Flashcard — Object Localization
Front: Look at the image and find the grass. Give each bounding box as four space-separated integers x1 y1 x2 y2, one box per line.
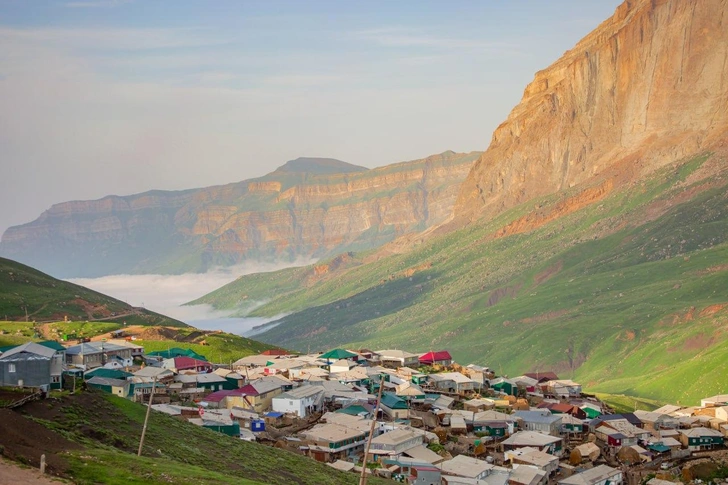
27 391 389 485
0 257 187 327
196 152 728 405
594 393 664 414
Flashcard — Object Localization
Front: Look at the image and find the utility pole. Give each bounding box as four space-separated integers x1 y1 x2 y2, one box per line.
137 376 157 456
359 375 385 485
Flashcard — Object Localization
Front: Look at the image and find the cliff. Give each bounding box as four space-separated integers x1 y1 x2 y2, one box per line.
455 0 728 223
0 152 479 277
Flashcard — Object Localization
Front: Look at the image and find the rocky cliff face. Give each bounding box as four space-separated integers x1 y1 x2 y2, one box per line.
456 0 728 223
0 152 479 277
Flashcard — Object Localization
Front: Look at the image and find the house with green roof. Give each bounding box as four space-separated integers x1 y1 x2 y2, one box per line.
84 367 132 381
380 392 409 420
147 347 207 361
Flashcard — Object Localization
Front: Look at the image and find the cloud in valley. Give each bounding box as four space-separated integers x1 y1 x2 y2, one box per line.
67 259 312 335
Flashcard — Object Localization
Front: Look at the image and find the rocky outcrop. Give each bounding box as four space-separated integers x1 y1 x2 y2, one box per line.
0 152 479 277
455 0 728 223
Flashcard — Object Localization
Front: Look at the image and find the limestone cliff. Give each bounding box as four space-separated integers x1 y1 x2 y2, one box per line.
455 0 728 223
0 152 479 277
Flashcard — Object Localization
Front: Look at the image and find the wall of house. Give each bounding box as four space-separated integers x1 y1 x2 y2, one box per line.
0 354 52 387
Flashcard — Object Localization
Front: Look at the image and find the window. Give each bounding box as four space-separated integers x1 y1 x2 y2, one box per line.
8 363 16 373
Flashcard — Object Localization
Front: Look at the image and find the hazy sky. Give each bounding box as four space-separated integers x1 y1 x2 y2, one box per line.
0 0 621 235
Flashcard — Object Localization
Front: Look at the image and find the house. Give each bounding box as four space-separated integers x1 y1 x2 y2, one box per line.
543 380 582 399
84 367 132 381
409 465 442 485
163 357 213 373
396 382 426 403
505 447 559 474
592 413 643 429
212 368 245 390
701 395 728 408
0 342 65 389
450 415 468 435
473 410 517 436
272 385 324 418
514 410 562 436
419 351 453 366
679 427 724 451
369 428 424 459
374 350 420 368
464 398 496 412
328 359 358 374
560 414 586 435
132 366 175 383
131 381 168 403
491 377 518 396
86 376 131 397
175 373 227 392
429 372 480 394
523 372 559 383
595 419 651 447
107 339 144 358
439 454 494 480
464 364 494 387
558 465 623 485
65 342 133 370
633 410 678 431
238 376 288 413
402 444 445 465
381 392 410 420
501 431 563 457
538 402 587 420
510 464 548 485
301 423 369 462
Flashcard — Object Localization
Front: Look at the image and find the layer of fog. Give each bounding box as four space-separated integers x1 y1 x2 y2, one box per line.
67 259 313 337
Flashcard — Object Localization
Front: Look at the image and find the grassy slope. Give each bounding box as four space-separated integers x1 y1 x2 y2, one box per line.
0 257 187 327
198 153 728 404
137 332 283 363
28 391 387 485
0 320 282 362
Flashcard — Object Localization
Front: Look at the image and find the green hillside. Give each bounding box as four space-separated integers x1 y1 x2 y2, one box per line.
197 153 728 404
0 257 187 327
4 390 387 485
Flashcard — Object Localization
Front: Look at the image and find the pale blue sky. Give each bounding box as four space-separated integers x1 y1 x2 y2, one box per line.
0 0 622 234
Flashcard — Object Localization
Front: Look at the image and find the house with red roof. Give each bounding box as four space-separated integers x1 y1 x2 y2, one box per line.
418 351 452 366
238 376 289 412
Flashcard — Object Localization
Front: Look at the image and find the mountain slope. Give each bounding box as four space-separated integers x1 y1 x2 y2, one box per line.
0 257 187 326
194 0 728 405
203 152 728 404
456 0 728 224
0 151 479 278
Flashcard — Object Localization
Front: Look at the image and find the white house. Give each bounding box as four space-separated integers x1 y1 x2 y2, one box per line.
272 385 324 418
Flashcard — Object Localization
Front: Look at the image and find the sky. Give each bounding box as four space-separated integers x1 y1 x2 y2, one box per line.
0 0 622 235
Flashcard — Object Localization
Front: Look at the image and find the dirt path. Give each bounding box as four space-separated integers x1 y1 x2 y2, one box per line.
0 458 71 485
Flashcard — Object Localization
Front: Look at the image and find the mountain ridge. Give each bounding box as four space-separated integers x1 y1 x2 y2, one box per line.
455 0 728 225
1 151 479 277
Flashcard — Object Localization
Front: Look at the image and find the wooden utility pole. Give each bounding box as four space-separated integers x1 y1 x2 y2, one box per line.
359 375 385 485
137 376 157 456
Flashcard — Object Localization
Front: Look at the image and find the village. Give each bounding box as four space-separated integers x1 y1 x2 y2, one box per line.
1 336 728 485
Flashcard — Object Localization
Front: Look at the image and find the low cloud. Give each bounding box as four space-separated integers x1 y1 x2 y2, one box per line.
67 259 314 335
